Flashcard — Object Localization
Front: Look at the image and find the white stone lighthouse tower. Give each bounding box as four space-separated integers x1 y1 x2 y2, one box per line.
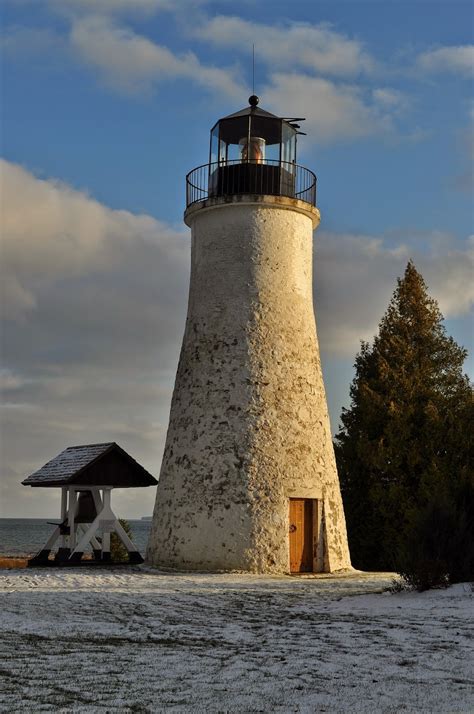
147 96 351 573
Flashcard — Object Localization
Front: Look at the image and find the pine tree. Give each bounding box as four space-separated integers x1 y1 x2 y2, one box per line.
335 261 473 573
110 519 134 562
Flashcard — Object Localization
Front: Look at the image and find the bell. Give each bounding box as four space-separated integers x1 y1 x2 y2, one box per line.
75 490 97 523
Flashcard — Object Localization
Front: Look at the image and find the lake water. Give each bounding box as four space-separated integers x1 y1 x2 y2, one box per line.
0 518 153 556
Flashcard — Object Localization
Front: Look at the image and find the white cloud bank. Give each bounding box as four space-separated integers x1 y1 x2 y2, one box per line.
314 231 474 355
1 159 190 515
192 16 374 77
417 45 474 76
70 15 243 97
264 74 398 144
2 159 188 322
1 160 472 516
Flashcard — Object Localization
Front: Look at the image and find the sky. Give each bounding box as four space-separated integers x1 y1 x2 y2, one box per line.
1 0 473 519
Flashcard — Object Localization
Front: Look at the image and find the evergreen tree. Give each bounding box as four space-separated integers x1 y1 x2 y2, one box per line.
335 261 473 573
110 519 134 562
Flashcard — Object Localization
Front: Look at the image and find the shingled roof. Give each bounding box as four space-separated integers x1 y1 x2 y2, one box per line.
22 442 157 488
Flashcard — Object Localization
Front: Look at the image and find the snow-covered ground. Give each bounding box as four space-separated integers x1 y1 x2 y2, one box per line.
0 568 472 713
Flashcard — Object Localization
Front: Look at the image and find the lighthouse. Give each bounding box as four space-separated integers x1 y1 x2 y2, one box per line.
147 96 351 574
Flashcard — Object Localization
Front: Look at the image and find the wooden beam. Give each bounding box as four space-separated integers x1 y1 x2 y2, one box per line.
68 488 77 551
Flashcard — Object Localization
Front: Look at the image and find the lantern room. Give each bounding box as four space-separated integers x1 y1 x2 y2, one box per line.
210 95 301 166
186 96 316 208
199 95 314 204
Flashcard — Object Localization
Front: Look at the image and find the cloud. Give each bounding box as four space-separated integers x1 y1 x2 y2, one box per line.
263 74 397 144
1 159 191 516
1 158 189 346
371 88 408 113
314 231 474 355
0 369 26 392
70 14 243 97
2 275 37 320
417 45 474 76
192 16 374 77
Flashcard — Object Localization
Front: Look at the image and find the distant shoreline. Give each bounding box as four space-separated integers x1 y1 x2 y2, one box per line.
0 517 152 558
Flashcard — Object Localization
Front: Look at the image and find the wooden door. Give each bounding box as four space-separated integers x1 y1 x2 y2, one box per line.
289 499 313 573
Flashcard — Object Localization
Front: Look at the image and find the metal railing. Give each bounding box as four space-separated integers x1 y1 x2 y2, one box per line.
186 160 317 208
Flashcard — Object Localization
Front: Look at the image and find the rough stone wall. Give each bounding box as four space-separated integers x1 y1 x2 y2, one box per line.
147 198 351 572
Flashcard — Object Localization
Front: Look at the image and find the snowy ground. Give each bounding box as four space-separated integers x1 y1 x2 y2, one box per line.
0 569 472 713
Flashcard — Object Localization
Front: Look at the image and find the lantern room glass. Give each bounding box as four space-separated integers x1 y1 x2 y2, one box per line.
281 122 297 166
209 114 297 166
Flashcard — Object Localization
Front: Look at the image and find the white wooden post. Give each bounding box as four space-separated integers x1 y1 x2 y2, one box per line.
91 488 103 513
76 525 100 553
68 487 77 551
90 490 103 559
102 487 111 510
90 534 102 550
43 527 61 553
70 514 100 558
67 485 143 564
101 488 112 561
60 487 67 548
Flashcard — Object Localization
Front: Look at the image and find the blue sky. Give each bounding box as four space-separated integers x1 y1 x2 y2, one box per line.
1 0 473 517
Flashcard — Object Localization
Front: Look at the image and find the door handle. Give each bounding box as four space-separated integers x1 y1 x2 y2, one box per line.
289 524 296 533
